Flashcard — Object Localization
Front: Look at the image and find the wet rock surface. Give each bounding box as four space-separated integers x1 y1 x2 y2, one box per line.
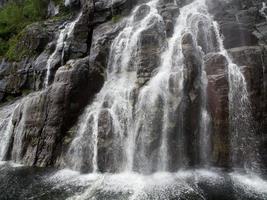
205 53 230 167
0 0 266 174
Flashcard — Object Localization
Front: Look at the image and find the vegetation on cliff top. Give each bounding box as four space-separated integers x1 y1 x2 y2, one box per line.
0 0 68 60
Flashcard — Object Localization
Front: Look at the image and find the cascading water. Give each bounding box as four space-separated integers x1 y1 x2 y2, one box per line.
0 101 20 160
132 0 216 172
260 2 267 20
67 0 229 174
10 96 32 162
213 22 260 172
67 0 164 173
44 13 82 88
0 0 266 199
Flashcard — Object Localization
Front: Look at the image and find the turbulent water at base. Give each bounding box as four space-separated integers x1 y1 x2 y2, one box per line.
44 12 82 88
0 164 267 200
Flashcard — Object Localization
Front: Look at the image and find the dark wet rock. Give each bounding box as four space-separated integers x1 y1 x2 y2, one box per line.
136 13 167 86
0 0 6 7
204 53 230 168
207 0 266 48
97 109 123 173
8 58 104 166
254 22 267 44
66 0 95 60
0 0 266 173
0 20 65 102
181 33 203 167
134 4 151 22
157 0 180 37
93 0 137 25
220 22 258 49
66 0 80 8
229 46 267 170
89 20 124 75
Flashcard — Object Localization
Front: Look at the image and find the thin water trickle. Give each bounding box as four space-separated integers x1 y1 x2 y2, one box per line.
213 21 260 172
44 13 82 88
0 101 20 160
10 96 32 162
260 2 267 21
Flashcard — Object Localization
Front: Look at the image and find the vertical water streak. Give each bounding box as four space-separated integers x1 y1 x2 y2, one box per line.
213 22 259 172
260 2 267 21
67 0 163 173
64 0 70 7
199 69 212 166
44 12 82 88
155 0 214 170
0 101 20 160
11 97 31 162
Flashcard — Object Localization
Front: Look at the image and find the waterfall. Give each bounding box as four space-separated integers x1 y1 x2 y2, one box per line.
0 101 20 160
67 0 164 173
66 0 216 173
199 68 212 166
64 0 70 7
213 22 260 172
132 0 213 172
44 13 82 88
66 0 258 174
260 2 267 21
10 97 31 162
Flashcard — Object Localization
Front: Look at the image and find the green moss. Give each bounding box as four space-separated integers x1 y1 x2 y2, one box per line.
5 29 35 61
22 88 31 96
5 95 15 102
112 15 122 23
0 0 71 60
0 0 47 59
0 38 9 56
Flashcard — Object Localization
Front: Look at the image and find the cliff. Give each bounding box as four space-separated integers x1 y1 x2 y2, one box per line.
0 0 266 174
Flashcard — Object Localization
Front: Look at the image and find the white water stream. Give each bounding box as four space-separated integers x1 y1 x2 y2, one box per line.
67 0 258 174
44 13 82 88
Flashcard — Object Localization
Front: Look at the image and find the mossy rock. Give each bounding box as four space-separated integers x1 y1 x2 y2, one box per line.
6 23 51 61
0 0 71 61
112 15 122 23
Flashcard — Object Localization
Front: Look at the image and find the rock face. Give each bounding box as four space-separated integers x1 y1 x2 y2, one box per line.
0 0 266 172
8 58 103 166
205 53 230 167
0 0 6 8
181 33 203 166
229 46 267 169
207 0 266 48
